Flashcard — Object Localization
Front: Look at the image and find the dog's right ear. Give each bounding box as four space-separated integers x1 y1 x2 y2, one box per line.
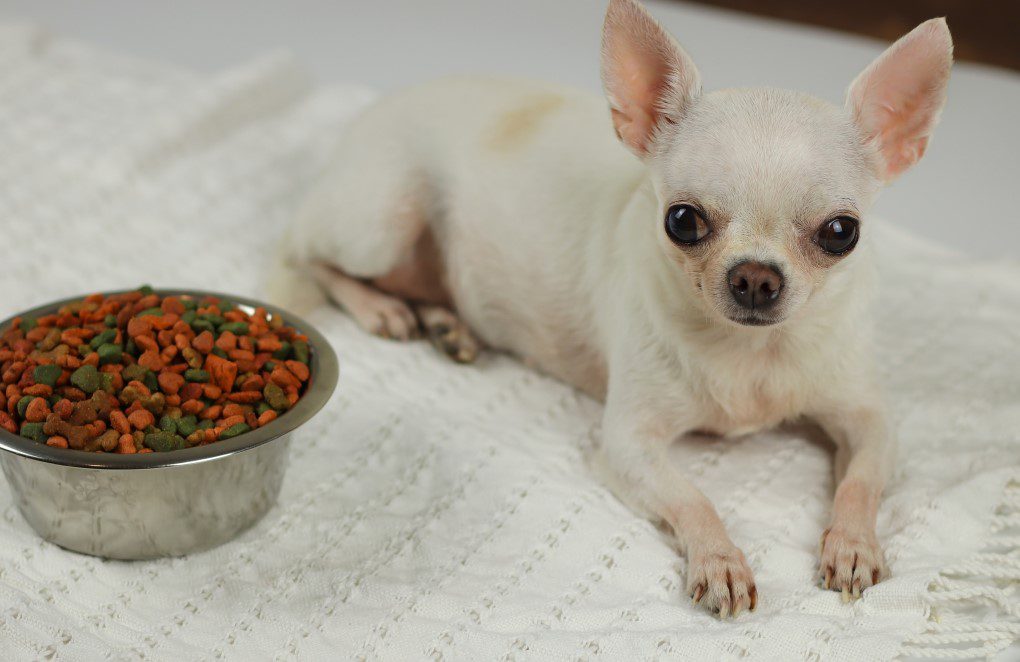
601 0 701 157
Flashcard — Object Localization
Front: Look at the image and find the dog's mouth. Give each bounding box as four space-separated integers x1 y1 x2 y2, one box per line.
725 312 782 327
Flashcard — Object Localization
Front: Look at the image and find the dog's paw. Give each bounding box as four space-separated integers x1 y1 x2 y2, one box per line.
686 544 757 617
416 305 480 364
354 296 420 341
818 525 887 601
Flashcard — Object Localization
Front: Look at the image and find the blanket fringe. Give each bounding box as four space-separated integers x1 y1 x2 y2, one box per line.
899 478 1020 660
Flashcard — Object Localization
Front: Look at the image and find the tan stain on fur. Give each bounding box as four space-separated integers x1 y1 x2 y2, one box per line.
486 94 565 153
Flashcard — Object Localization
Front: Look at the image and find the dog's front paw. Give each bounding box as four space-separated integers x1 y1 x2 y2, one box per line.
818 525 887 601
686 544 757 617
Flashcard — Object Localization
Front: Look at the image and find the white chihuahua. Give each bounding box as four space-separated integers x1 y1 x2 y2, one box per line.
279 0 952 616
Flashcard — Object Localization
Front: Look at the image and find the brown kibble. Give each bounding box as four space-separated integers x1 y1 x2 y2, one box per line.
53 398 74 419
117 433 137 454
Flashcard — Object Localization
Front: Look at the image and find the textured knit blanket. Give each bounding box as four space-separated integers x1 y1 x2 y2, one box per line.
0 23 1017 662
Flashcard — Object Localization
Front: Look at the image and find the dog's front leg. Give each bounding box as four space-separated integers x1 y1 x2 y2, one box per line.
814 405 894 600
598 390 757 616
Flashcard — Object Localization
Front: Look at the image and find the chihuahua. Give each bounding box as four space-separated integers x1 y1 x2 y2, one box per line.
278 0 952 616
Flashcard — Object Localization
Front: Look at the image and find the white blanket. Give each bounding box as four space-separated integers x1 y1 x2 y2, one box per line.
0 24 1017 661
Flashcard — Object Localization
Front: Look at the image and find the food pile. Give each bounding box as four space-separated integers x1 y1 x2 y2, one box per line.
0 287 311 453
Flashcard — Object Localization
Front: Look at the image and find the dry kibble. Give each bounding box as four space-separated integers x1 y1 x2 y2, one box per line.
0 287 313 452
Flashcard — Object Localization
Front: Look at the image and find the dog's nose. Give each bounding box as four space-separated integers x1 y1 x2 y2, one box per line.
727 261 783 310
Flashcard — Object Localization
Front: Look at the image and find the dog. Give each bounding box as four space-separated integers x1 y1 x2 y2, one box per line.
276 0 953 616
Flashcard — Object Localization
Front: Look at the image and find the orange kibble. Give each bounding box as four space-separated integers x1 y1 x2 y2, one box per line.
126 317 152 338
127 409 155 430
137 350 164 372
257 410 277 427
284 360 310 382
204 354 238 394
46 436 69 449
191 331 215 355
24 397 51 423
52 399 74 419
165 394 181 407
134 335 159 352
200 405 223 421
218 415 245 428
23 383 54 397
138 448 153 454
157 371 185 395
181 399 204 415
117 434 137 454
109 410 131 435
215 331 238 352
222 404 246 418
226 391 262 404
256 336 283 352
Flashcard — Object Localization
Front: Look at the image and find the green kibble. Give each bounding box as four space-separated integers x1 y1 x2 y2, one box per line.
255 402 272 416
103 314 118 328
176 416 198 437
264 361 276 372
143 370 159 393
211 346 228 359
264 383 290 411
47 394 62 408
271 341 291 360
97 343 123 365
219 423 251 440
100 373 114 393
20 317 38 332
124 338 137 356
20 422 45 442
77 344 91 356
293 341 310 365
201 314 226 327
32 364 62 387
122 364 148 383
197 419 214 431
184 369 210 383
89 328 117 349
219 301 235 313
138 285 155 296
218 321 249 336
182 298 198 311
143 431 186 452
190 319 215 334
137 307 163 318
159 415 178 434
70 365 103 395
181 310 197 325
16 396 36 418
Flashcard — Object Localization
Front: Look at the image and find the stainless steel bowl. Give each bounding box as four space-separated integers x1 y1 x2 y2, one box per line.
0 289 338 560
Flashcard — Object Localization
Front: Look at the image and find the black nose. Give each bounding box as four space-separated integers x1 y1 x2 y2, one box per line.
727 261 784 310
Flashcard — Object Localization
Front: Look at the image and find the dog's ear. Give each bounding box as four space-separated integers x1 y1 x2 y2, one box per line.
846 18 953 183
601 0 701 157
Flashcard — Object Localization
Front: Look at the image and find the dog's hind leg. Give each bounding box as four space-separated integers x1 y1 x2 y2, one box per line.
312 263 420 340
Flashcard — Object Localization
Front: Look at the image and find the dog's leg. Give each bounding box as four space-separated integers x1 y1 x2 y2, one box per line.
414 304 480 364
596 384 756 617
815 407 893 600
313 263 420 340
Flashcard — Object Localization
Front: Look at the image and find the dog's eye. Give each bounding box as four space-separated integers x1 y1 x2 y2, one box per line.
665 205 710 245
814 216 859 255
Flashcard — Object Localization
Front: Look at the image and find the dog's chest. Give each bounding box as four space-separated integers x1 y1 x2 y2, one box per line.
685 344 812 436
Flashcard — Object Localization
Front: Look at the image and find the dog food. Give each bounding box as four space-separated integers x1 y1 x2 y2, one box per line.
0 287 312 453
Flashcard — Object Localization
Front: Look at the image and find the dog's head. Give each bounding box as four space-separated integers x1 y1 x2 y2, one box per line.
601 0 952 328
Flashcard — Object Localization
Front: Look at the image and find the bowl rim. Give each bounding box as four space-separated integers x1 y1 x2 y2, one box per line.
0 288 339 470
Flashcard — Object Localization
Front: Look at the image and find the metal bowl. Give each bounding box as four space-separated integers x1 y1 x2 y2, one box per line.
0 289 338 560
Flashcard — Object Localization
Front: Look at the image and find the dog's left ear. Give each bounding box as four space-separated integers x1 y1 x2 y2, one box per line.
847 18 953 183
601 0 701 157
